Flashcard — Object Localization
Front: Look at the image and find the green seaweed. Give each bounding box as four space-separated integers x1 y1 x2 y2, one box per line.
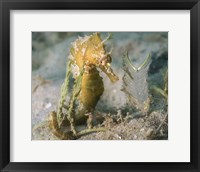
152 68 168 99
57 60 72 127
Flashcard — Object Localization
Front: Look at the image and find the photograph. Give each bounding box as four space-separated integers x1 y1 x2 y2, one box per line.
1 0 199 171
32 32 168 140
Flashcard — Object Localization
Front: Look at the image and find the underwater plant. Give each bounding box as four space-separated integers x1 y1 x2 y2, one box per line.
151 68 168 99
122 52 152 114
49 32 119 139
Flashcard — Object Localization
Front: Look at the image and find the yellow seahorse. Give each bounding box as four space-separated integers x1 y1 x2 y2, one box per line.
49 32 119 139
70 32 119 113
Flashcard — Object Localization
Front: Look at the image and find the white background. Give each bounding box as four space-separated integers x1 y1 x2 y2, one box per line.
10 10 190 162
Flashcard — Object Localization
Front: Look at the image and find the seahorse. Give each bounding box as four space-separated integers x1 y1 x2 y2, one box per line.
49 32 119 139
69 32 119 115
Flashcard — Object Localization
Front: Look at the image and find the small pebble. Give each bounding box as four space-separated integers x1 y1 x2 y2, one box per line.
146 128 154 137
140 128 145 132
133 135 137 139
160 129 164 135
45 102 52 109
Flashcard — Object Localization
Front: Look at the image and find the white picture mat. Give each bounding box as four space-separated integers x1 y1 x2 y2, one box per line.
10 10 190 162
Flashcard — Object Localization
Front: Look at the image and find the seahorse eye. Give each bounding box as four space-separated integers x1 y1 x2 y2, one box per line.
101 60 106 66
99 55 112 66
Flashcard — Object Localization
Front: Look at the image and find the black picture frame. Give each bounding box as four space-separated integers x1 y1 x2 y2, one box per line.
0 0 200 171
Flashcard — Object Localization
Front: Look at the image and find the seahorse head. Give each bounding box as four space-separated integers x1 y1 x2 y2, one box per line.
69 32 119 82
